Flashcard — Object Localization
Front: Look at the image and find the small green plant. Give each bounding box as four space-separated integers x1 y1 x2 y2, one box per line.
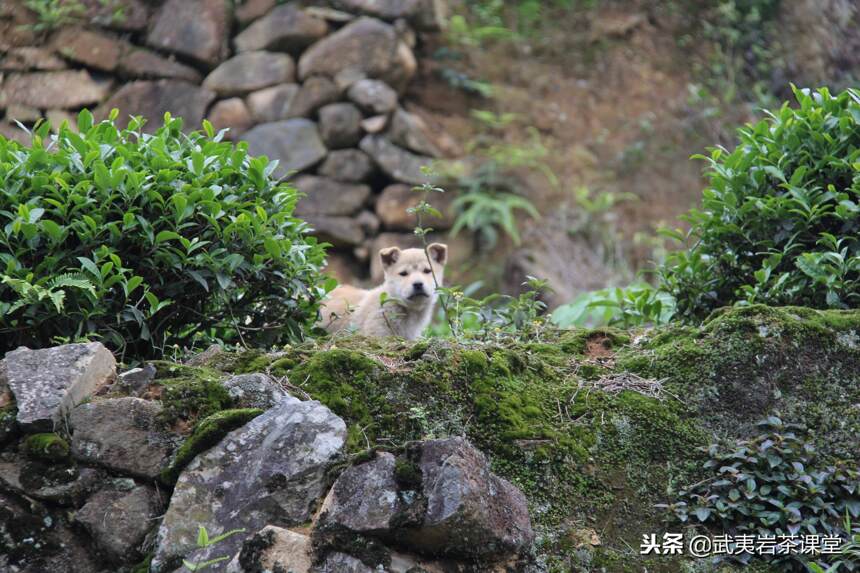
0 111 331 359
552 282 675 329
808 512 860 572
182 526 245 571
659 416 860 571
659 86 860 320
23 0 86 30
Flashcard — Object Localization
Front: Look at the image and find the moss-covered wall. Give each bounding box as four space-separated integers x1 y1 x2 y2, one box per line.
189 305 859 572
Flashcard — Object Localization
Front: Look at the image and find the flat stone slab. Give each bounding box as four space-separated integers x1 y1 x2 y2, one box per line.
5 343 115 432
241 119 328 178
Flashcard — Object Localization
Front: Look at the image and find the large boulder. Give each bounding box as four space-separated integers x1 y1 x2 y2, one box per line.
151 395 347 571
316 438 534 559
240 119 328 178
305 215 365 247
4 343 115 433
318 102 364 149
69 397 179 480
3 70 111 109
0 46 67 71
207 97 254 139
74 482 163 563
298 17 415 89
403 438 534 557
234 4 329 54
293 175 372 217
360 135 434 185
147 0 231 67
203 51 295 97
97 80 216 132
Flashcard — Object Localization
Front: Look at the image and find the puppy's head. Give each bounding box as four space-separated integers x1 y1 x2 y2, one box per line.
379 243 447 305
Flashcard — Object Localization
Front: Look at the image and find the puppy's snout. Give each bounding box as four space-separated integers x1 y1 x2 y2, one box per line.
412 281 424 291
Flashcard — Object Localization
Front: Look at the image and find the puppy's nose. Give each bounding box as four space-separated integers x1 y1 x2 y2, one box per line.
412 282 424 291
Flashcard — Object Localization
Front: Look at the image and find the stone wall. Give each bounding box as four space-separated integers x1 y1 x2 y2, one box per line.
0 0 463 285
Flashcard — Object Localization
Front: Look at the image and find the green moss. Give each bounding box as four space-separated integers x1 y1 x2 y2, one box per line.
393 457 422 490
190 305 860 572
0 405 17 444
22 433 70 461
161 408 263 484
157 375 232 427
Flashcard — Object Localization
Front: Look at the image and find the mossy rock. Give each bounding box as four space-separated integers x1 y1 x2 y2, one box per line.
208 306 860 571
160 408 263 484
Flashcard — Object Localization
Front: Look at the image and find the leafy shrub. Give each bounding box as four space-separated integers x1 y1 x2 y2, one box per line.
659 416 860 570
659 87 860 320
0 112 329 358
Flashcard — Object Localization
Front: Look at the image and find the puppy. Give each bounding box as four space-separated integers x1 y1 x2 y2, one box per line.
318 243 448 339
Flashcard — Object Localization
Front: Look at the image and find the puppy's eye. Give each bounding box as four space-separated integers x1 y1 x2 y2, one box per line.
423 268 432 274
399 271 408 277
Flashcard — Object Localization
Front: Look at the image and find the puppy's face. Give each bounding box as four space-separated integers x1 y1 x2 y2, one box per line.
379 243 447 305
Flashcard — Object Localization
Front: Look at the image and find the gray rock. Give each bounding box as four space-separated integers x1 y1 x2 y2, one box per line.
403 437 534 557
70 397 178 480
234 4 329 54
4 70 111 109
285 76 340 118
293 175 371 217
241 119 328 178
0 46 67 71
317 452 400 534
247 83 300 123
235 0 276 24
115 363 157 397
332 0 447 30
0 457 103 506
319 102 364 149
305 215 365 247
360 135 434 185
75 484 163 563
184 344 224 367
203 51 295 97
356 210 382 236
348 79 398 114
118 48 203 83
318 149 376 182
97 80 216 132
6 103 41 123
222 373 286 410
207 97 254 139
388 108 443 158
376 183 454 231
361 114 390 134
151 395 346 571
305 6 356 23
311 552 374 573
298 17 407 85
5 342 115 433
147 0 231 67
82 0 151 32
316 438 534 559
230 526 313 573
52 27 126 72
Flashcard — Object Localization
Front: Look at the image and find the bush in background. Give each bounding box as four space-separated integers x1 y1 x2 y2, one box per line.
660 86 860 319
0 112 330 359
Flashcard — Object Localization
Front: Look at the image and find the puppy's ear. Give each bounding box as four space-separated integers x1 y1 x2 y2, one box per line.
427 243 448 265
379 246 401 268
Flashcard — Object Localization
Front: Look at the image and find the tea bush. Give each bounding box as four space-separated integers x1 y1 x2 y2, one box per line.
660 87 860 319
660 417 860 571
0 112 330 358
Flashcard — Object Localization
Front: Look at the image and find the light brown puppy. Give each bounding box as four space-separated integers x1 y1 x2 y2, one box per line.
319 244 448 339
